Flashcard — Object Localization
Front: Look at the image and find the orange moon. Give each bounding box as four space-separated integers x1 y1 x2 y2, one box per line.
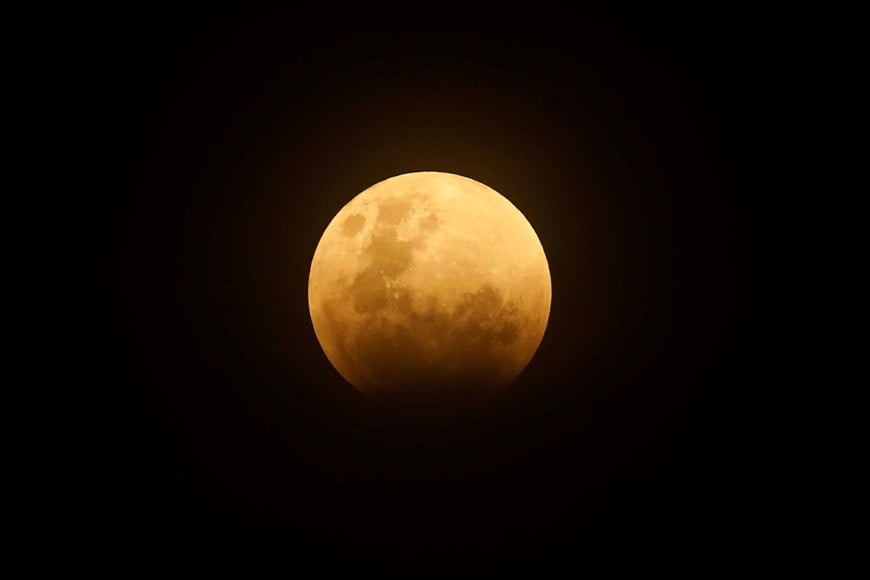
308 172 551 410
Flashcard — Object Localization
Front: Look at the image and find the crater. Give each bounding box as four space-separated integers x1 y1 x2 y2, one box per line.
377 196 414 225
350 268 387 313
341 213 366 237
420 213 440 233
366 227 414 277
454 284 503 321
451 284 522 350
497 322 519 345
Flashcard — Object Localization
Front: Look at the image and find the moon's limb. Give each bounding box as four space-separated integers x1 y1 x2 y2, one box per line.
308 172 551 408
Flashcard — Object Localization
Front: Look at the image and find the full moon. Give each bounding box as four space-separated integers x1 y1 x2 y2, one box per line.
308 172 551 411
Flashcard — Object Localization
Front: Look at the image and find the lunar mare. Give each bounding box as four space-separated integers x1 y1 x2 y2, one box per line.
308 172 551 409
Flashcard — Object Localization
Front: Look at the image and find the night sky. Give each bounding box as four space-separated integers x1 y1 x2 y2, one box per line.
77 5 783 574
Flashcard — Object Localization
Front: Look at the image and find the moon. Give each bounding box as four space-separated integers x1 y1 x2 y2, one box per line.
308 172 551 411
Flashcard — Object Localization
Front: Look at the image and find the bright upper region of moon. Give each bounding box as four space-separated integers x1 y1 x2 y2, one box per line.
308 171 551 409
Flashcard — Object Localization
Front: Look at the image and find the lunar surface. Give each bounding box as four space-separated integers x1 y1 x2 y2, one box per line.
308 172 551 410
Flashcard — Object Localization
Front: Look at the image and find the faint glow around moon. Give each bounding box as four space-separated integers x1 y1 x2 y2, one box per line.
308 171 551 409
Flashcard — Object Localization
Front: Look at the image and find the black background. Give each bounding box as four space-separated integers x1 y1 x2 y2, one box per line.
74 5 785 574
